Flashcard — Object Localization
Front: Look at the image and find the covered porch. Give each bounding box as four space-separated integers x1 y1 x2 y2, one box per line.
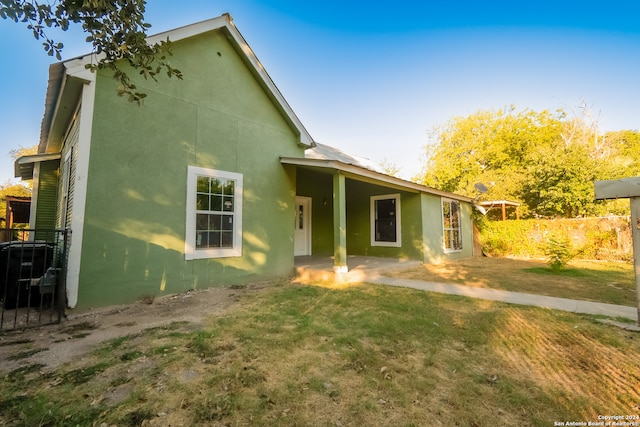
282 148 474 275
282 158 425 274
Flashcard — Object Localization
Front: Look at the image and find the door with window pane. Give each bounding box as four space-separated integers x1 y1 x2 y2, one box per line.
294 196 312 256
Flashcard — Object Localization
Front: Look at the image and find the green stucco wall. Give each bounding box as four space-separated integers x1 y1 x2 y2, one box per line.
296 170 425 260
76 30 304 307
420 194 474 262
344 180 423 260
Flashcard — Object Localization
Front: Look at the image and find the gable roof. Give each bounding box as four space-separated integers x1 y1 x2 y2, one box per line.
37 13 314 155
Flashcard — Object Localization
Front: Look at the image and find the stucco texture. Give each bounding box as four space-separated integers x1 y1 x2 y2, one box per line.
76 30 304 306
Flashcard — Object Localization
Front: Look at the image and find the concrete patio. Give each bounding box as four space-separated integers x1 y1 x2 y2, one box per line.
294 255 423 283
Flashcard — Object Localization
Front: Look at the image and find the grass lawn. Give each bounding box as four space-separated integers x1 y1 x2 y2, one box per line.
2 281 639 426
386 257 637 307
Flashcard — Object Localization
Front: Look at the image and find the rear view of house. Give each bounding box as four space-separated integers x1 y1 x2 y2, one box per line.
14 14 474 310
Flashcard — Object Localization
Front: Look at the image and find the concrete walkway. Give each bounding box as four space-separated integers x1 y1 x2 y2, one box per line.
367 274 638 323
294 256 639 323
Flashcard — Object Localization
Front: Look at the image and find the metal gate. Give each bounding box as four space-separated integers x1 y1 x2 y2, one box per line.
0 229 68 332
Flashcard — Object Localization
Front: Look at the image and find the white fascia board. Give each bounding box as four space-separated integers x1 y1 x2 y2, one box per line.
59 14 315 147
41 59 95 153
64 56 98 82
146 15 231 44
221 17 314 147
280 157 473 202
149 15 314 147
65 76 96 309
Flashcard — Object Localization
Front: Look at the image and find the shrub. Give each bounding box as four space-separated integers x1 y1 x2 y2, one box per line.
544 237 574 271
480 217 631 262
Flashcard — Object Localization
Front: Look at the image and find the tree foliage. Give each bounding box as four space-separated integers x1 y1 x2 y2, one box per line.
9 144 38 160
379 158 401 177
0 0 183 103
422 105 640 218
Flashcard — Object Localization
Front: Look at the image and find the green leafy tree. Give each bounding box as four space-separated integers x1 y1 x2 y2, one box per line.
0 0 182 103
422 106 565 206
422 106 638 218
520 143 600 217
603 130 640 178
9 144 38 159
379 158 401 177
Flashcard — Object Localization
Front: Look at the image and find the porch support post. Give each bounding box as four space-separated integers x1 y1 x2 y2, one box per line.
333 172 348 274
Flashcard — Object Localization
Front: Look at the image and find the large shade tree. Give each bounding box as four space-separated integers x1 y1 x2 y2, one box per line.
421 105 640 218
0 0 182 103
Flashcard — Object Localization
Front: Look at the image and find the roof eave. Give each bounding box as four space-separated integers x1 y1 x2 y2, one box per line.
280 157 473 202
39 57 95 155
220 15 314 147
41 13 315 149
146 14 314 146
14 153 62 180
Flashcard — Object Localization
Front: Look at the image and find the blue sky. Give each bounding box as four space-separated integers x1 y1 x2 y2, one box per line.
1 1 640 184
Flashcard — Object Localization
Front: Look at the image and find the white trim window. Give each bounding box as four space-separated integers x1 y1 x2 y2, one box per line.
370 194 401 247
442 198 462 252
185 166 243 260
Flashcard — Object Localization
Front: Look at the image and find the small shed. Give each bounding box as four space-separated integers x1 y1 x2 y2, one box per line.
2 196 31 241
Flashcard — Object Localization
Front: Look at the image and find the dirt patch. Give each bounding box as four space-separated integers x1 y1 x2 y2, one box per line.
0 283 269 374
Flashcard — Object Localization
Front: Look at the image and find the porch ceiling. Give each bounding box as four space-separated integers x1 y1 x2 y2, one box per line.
280 156 473 202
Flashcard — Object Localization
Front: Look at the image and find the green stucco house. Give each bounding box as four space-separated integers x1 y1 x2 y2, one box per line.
15 14 474 309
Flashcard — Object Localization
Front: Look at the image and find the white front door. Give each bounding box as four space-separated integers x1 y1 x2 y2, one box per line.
294 196 312 256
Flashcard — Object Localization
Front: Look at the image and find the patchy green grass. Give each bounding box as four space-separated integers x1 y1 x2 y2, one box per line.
1 282 638 426
6 348 46 361
388 257 636 306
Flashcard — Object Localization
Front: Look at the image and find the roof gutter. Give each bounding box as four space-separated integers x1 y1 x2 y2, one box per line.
38 63 65 154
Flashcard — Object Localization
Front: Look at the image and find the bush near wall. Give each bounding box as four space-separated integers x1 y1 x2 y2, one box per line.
480 217 632 262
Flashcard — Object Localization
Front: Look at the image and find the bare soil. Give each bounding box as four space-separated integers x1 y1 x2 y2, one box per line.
0 283 269 374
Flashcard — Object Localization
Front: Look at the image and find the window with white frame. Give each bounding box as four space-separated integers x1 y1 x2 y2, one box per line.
442 198 462 252
370 194 401 247
185 166 243 260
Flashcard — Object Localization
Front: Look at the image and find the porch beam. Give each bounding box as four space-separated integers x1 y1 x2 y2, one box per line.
333 172 348 273
594 177 640 325
280 157 473 203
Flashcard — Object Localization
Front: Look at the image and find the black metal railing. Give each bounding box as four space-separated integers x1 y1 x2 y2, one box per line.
0 229 68 332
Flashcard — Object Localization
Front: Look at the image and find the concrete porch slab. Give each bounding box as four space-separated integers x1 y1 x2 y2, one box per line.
294 255 422 283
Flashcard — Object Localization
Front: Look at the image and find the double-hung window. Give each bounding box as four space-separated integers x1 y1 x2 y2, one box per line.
185 166 243 260
370 194 401 247
442 198 462 252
